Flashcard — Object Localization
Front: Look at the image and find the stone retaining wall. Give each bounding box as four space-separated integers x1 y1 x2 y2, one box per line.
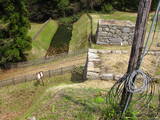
85 49 160 81
96 20 135 45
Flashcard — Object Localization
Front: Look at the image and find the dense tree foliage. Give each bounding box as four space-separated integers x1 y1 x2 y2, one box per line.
28 0 159 22
0 0 159 67
0 0 31 68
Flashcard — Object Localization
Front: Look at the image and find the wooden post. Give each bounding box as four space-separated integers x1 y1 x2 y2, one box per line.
61 67 63 75
120 0 152 113
49 70 51 78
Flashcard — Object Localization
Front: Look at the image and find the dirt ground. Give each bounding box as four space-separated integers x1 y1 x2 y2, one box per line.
0 54 86 80
101 53 157 76
47 80 115 93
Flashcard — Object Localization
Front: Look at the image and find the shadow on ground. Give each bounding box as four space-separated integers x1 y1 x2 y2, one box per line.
46 23 72 56
71 66 86 83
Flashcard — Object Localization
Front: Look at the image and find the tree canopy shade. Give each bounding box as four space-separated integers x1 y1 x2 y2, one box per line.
0 0 32 68
28 0 159 22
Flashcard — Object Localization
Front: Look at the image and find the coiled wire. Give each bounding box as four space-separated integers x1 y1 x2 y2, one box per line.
106 0 160 118
125 69 152 93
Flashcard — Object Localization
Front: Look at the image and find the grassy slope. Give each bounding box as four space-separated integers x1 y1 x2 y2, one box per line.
69 14 91 53
28 23 44 38
0 73 73 120
19 82 159 120
69 12 137 53
24 87 107 120
46 23 72 56
27 20 58 60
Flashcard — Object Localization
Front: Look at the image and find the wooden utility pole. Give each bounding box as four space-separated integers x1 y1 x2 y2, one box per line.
120 0 152 113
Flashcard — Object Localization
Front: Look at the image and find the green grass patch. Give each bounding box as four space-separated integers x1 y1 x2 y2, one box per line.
155 66 160 76
91 43 131 50
27 20 58 60
95 11 137 23
20 86 160 120
22 88 107 120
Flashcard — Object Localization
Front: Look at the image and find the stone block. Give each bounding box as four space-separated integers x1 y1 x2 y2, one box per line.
112 26 117 30
154 51 160 56
89 49 98 53
104 27 109 31
87 72 99 76
87 66 94 72
110 29 115 34
110 38 122 45
100 74 114 80
157 43 160 47
94 68 101 73
129 33 134 36
115 50 122 54
121 50 128 54
128 40 132 45
114 74 123 81
98 28 102 32
123 36 129 41
89 58 101 62
97 41 109 45
148 51 155 55
122 33 129 37
123 27 130 33
98 50 112 54
88 67 100 73
88 53 99 59
88 62 94 67
87 72 100 79
115 29 121 34
122 41 128 45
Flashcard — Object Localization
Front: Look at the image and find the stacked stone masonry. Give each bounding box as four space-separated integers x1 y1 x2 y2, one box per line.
85 49 160 81
96 20 135 45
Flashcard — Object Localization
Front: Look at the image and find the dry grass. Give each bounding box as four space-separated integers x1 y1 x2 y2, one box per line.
0 73 73 120
101 53 157 76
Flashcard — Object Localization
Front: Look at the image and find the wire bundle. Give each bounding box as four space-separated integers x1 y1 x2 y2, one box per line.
125 69 152 93
106 0 160 118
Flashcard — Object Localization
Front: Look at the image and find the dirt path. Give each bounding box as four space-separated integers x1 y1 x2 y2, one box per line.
47 80 115 93
0 54 86 80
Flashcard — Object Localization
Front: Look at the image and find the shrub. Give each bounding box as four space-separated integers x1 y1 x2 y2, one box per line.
101 3 114 13
102 105 138 120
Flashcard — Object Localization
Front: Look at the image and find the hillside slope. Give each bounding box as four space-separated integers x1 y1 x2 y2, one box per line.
69 14 91 53
27 20 58 60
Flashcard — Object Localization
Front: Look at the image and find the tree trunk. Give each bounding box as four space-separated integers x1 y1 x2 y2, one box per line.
119 0 152 114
